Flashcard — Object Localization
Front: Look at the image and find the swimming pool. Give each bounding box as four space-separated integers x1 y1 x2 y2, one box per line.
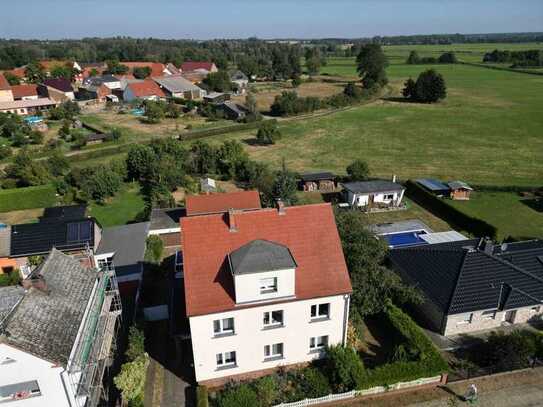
383 231 428 248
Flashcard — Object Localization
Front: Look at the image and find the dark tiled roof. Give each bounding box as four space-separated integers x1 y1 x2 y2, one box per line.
229 239 297 275
343 180 404 194
43 78 73 93
150 208 185 231
40 205 86 222
389 239 543 315
0 249 97 365
300 172 335 182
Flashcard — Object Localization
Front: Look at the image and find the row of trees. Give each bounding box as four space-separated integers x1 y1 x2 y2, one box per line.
406 51 457 65
483 49 543 67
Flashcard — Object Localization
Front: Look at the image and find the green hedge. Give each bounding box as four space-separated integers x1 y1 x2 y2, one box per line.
360 303 448 388
460 62 543 76
81 121 107 134
179 120 274 141
197 386 209 407
0 184 57 212
405 180 497 238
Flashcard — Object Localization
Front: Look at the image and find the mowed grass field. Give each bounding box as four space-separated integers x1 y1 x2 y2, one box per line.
219 61 543 187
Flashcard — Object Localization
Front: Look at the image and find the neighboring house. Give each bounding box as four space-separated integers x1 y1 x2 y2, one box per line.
200 177 217 193
122 62 169 77
0 98 59 116
40 78 75 101
299 172 336 192
217 101 246 121
165 63 182 76
79 62 107 79
389 238 543 336
185 190 261 217
416 179 450 196
181 71 208 84
182 202 352 385
152 75 205 100
448 181 473 200
83 75 122 91
123 80 165 102
203 92 229 105
78 83 112 102
0 74 14 102
94 222 149 296
149 208 185 250
230 70 249 95
10 84 39 100
180 61 218 74
343 180 405 210
0 248 121 407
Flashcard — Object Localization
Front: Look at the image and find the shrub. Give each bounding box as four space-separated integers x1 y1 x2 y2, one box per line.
298 367 331 399
414 69 447 103
126 326 145 361
144 235 164 264
114 354 148 407
0 144 12 160
0 271 21 287
197 386 209 407
256 120 282 145
253 375 278 407
346 159 370 181
217 383 258 407
324 345 365 392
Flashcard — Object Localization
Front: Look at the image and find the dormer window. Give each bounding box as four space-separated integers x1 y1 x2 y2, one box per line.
260 277 277 294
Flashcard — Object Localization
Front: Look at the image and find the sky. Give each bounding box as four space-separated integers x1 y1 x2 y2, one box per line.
2 0 542 40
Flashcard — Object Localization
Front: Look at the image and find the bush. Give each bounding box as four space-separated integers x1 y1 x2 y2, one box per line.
217 383 258 407
0 271 21 287
324 345 365 392
414 69 447 103
126 326 145 361
144 235 164 264
255 120 282 145
253 376 278 407
197 386 209 407
346 159 370 181
0 144 12 160
298 367 331 398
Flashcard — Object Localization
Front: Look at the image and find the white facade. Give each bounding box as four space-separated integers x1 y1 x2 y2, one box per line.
347 189 405 208
189 294 349 383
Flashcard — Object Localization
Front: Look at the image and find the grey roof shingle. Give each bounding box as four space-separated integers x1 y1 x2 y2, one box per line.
229 239 297 275
343 180 404 194
0 249 97 365
389 239 543 315
0 286 24 324
149 208 185 231
153 75 201 93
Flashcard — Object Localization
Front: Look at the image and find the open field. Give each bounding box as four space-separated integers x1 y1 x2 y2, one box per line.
215 62 543 187
448 192 543 240
88 183 145 227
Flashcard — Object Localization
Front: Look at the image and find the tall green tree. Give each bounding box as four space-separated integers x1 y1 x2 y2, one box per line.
256 120 281 145
24 61 46 84
414 69 447 103
356 44 389 89
203 70 233 92
346 159 370 181
271 160 298 205
406 50 421 64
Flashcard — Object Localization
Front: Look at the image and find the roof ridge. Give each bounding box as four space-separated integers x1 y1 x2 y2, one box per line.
484 250 543 285
444 249 471 314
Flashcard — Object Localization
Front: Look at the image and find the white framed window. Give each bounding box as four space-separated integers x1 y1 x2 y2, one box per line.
458 313 473 324
264 343 284 359
97 257 113 271
260 277 278 294
0 380 41 402
383 194 394 200
311 303 330 319
213 317 234 335
531 306 541 313
482 310 496 320
216 351 236 368
309 335 328 351
263 310 284 328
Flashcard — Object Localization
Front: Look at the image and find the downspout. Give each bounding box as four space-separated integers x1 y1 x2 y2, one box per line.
342 294 350 346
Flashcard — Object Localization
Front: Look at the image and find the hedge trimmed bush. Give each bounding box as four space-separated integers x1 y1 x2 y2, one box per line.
405 180 497 238
197 386 209 407
0 184 57 212
216 383 258 407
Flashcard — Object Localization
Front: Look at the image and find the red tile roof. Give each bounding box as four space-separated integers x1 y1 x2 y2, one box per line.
122 62 166 77
126 80 166 98
0 74 10 90
182 203 352 316
2 67 26 79
10 84 38 99
180 61 216 72
185 190 261 217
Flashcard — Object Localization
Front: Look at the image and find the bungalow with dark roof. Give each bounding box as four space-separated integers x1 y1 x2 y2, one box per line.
389 238 543 336
343 179 405 211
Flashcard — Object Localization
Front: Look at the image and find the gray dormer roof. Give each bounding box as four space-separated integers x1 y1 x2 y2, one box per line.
229 239 297 275
343 180 404 194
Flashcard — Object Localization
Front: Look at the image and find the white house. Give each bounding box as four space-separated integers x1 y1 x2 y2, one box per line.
343 180 405 210
0 249 121 407
182 202 352 386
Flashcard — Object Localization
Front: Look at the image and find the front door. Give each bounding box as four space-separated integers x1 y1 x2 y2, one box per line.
504 310 517 323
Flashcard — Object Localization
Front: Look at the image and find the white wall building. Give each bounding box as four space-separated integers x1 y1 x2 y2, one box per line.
182 202 352 385
343 180 405 210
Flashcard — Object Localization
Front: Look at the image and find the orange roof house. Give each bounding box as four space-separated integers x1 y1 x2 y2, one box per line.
10 84 39 100
123 80 165 101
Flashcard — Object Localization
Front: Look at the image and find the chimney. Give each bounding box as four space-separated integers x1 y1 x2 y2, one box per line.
276 199 286 215
392 174 397 183
479 237 494 255
22 274 49 294
228 208 238 232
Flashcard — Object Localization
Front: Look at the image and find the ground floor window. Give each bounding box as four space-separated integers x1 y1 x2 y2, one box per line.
482 310 497 320
216 351 236 368
309 335 328 351
458 313 473 324
264 343 284 359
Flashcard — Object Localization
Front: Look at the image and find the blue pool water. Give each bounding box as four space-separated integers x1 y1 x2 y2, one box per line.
131 108 145 116
24 115 43 124
383 231 428 248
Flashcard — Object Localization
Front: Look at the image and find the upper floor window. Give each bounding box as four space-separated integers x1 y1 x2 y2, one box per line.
216 351 236 368
0 380 41 402
311 303 330 320
213 317 234 336
264 343 284 360
260 277 278 294
263 310 284 328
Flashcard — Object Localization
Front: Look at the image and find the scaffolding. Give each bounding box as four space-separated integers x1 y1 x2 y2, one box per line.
66 256 122 407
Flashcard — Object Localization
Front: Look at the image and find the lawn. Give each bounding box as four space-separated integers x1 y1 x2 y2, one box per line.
88 183 145 227
448 191 543 240
219 62 543 187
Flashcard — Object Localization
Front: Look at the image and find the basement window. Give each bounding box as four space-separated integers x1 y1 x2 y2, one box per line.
458 313 473 324
482 310 497 320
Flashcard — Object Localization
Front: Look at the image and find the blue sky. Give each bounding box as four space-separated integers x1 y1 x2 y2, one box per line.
2 0 542 39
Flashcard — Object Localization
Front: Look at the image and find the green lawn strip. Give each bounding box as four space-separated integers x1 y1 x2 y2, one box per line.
88 183 145 227
0 184 57 213
448 191 543 240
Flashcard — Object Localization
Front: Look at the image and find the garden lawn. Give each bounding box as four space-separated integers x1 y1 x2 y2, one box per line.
448 191 543 240
221 63 543 187
88 183 145 227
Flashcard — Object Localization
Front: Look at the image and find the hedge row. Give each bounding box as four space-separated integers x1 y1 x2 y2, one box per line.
179 120 273 142
405 180 497 239
460 61 543 76
80 120 107 134
470 184 541 193
361 303 448 388
0 184 57 213
66 143 132 163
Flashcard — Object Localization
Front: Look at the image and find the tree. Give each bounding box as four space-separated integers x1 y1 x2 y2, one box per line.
0 144 12 160
50 65 75 81
189 141 217 175
414 69 447 103
132 66 152 79
406 50 421 65
291 76 302 88
4 149 51 187
438 52 457 64
203 70 233 92
58 119 71 140
24 62 45 84
125 326 145 361
256 120 281 145
324 345 365 392
343 82 363 100
126 144 156 180
346 159 369 181
144 235 164 264
47 151 70 177
356 44 388 89
3 72 20 85
143 101 165 123
402 78 417 99
106 60 129 75
253 376 278 407
271 160 298 205
81 166 122 202
305 48 323 75
114 353 148 407
245 92 258 114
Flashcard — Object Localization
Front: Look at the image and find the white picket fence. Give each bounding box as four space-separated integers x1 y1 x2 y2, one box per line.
273 375 443 407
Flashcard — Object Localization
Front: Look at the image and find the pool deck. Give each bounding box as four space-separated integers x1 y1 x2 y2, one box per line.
370 219 433 235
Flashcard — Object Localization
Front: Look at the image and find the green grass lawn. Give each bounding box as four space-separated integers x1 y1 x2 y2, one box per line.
88 183 145 227
448 192 543 240
222 63 543 187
